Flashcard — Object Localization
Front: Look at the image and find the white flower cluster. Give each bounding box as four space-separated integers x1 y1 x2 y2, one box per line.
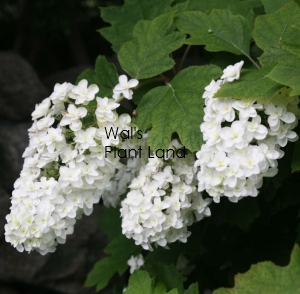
5 76 139 254
121 142 211 250
195 61 299 203
102 135 149 208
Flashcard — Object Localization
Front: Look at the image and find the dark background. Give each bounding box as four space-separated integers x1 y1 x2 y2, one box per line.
0 0 122 293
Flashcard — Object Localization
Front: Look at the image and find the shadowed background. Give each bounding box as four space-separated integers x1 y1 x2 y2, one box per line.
0 0 123 293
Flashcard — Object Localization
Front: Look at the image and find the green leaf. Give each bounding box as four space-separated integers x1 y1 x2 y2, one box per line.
118 13 185 79
85 235 141 291
136 65 222 152
125 271 154 294
261 0 291 14
216 67 282 101
187 0 237 13
267 56 300 95
253 4 300 95
258 47 295 68
175 10 251 58
124 271 180 294
228 0 263 31
292 139 300 173
281 26 300 57
213 244 300 294
99 0 188 52
185 283 199 294
150 263 184 294
253 2 300 51
133 78 166 105
76 55 118 98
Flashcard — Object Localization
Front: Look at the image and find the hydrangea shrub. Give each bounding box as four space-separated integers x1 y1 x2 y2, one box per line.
4 0 300 293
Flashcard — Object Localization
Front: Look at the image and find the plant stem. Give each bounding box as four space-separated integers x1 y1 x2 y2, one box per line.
178 45 191 72
247 54 261 69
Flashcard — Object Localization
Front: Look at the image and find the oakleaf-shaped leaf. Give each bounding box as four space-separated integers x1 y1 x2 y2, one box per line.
216 67 282 101
175 10 251 58
76 56 118 98
99 0 188 52
253 2 300 51
214 244 300 294
118 13 186 79
136 65 222 152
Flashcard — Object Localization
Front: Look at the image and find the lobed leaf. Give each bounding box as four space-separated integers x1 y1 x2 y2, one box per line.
118 13 186 79
76 55 118 98
135 65 222 152
99 0 188 52
175 10 251 58
253 1 300 51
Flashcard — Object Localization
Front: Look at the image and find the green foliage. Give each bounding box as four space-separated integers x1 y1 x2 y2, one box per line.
261 0 291 13
267 58 300 95
118 13 186 79
227 0 262 31
124 270 199 294
77 55 118 98
253 2 300 51
186 0 262 26
186 0 237 13
149 264 184 294
216 67 282 101
124 271 180 294
175 10 251 58
184 284 199 294
85 207 141 291
253 2 300 94
136 65 222 152
213 244 300 293
99 0 188 52
258 47 295 68
85 235 141 291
